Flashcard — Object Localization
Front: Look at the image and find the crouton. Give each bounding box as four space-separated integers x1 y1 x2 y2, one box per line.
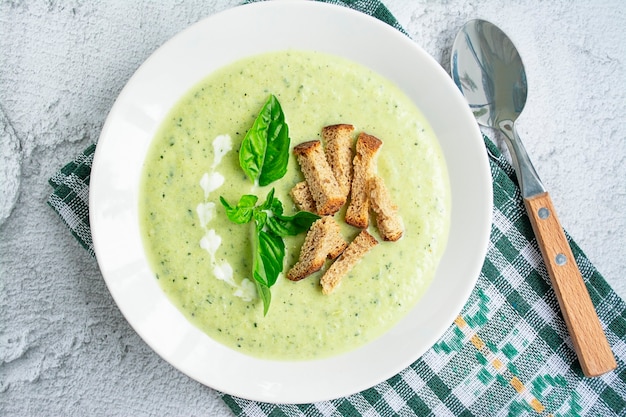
345 133 382 228
369 176 403 241
290 181 317 213
293 140 346 215
322 124 355 200
287 216 348 281
320 230 378 294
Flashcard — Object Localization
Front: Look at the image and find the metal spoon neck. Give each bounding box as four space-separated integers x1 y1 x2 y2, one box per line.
498 120 545 198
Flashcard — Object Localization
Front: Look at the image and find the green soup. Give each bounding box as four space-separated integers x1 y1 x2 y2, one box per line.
139 50 450 360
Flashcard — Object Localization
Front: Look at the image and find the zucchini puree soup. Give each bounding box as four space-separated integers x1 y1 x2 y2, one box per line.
139 50 450 360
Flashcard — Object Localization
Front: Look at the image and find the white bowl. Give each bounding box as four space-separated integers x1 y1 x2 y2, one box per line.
90 0 491 404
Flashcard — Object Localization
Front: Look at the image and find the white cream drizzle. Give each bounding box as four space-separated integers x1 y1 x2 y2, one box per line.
213 261 235 286
196 202 216 229
212 134 233 168
200 172 225 200
196 134 256 301
234 278 256 302
199 228 221 255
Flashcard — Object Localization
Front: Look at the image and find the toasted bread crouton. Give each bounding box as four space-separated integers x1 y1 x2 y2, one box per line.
287 216 348 281
290 181 317 213
320 230 378 294
369 176 404 241
322 124 355 200
345 133 382 228
293 140 346 215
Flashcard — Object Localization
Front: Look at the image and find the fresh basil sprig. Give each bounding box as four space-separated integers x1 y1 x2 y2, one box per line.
220 189 320 315
221 194 258 224
239 94 290 186
221 95 317 315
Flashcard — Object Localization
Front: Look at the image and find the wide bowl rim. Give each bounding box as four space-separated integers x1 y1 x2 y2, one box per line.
89 0 492 404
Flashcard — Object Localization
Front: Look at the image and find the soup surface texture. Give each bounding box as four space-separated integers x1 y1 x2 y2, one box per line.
139 50 450 360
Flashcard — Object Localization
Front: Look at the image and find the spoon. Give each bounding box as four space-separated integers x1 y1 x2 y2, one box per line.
451 19 616 377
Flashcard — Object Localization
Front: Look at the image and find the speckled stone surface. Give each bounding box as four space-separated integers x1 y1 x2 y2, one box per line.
1 1 624 415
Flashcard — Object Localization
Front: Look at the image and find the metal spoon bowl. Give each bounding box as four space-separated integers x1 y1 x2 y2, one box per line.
451 19 615 377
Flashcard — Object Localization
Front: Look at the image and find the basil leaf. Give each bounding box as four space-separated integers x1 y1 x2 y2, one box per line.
269 196 284 216
258 96 290 186
258 188 284 216
266 211 320 237
255 283 272 317
258 188 276 210
252 230 285 315
253 210 267 232
239 110 267 184
239 95 290 186
219 195 258 224
257 230 284 287
252 231 269 314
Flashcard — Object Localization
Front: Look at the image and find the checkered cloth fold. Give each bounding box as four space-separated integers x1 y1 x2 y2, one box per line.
48 1 626 415
48 143 96 257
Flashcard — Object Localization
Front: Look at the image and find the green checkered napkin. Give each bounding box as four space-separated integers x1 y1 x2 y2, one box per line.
48 1 626 415
48 143 96 257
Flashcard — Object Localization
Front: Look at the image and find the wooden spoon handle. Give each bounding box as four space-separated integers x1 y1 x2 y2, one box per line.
524 192 616 377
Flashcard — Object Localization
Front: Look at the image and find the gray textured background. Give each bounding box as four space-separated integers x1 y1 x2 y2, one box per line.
1 1 624 415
